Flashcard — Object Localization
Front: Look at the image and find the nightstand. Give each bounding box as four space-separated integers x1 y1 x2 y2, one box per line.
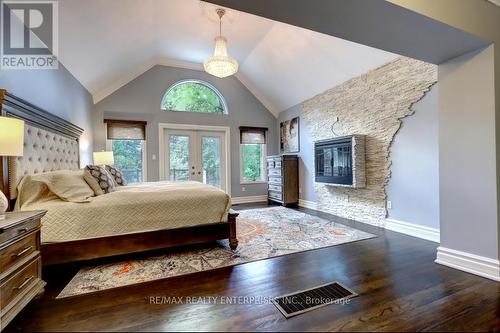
0 210 47 331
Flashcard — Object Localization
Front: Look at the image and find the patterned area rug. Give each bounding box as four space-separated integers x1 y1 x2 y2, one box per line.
57 207 375 298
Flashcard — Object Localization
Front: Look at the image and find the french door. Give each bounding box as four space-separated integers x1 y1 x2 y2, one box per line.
164 129 227 190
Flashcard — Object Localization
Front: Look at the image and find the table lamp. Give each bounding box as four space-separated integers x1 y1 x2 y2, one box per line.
0 116 24 220
93 151 114 166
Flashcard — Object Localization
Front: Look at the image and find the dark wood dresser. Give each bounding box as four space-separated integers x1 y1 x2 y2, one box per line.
267 155 299 206
0 210 46 331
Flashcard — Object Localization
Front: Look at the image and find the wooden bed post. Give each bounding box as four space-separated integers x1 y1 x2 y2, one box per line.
228 209 239 250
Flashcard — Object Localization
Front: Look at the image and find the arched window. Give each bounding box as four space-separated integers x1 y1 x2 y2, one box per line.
161 80 228 114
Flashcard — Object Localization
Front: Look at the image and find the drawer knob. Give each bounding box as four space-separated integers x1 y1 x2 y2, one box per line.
12 246 33 258
14 275 34 291
17 227 29 234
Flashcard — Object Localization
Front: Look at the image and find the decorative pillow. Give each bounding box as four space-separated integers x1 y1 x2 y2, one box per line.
105 165 128 186
18 170 94 204
83 165 116 195
83 169 105 196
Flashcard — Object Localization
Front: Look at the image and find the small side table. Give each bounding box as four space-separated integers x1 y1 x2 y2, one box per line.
0 210 47 331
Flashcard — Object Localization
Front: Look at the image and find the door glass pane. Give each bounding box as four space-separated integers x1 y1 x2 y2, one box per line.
202 136 221 188
169 135 190 181
111 139 144 183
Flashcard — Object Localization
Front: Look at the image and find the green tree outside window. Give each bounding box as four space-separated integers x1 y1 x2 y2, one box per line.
161 81 226 114
112 140 144 183
241 144 264 182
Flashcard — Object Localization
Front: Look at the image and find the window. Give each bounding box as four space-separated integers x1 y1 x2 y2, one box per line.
240 127 267 183
110 140 146 184
105 119 147 183
161 80 227 114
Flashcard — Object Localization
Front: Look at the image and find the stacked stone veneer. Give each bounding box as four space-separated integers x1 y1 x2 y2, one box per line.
302 57 437 227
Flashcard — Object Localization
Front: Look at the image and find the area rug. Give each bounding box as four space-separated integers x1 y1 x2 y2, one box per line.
57 206 375 298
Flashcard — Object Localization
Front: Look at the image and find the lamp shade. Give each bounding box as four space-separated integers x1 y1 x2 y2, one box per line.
93 151 114 165
0 116 24 156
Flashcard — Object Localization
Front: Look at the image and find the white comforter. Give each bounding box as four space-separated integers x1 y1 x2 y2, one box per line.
16 179 231 243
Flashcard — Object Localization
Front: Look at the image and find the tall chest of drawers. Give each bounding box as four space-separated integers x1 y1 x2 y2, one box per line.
0 210 46 331
266 155 299 206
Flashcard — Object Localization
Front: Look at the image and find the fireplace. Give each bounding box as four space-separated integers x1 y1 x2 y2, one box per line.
314 135 366 188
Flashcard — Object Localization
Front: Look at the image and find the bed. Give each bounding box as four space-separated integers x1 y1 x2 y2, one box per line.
0 90 238 265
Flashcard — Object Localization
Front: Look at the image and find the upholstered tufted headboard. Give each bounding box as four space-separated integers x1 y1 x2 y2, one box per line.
0 91 83 200
8 124 80 199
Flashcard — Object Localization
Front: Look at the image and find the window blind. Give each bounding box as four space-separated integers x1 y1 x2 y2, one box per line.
240 126 267 144
105 119 147 140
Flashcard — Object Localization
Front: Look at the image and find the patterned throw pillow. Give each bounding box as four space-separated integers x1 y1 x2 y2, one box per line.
83 165 116 195
105 165 128 186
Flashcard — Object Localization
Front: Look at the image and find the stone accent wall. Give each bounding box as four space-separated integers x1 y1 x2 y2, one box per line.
302 57 437 227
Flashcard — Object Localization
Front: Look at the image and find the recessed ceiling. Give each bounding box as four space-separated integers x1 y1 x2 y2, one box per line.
58 0 398 116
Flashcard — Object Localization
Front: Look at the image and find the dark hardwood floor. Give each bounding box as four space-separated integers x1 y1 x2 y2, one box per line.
5 203 500 332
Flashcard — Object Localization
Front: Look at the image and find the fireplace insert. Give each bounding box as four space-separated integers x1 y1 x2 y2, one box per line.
315 137 353 185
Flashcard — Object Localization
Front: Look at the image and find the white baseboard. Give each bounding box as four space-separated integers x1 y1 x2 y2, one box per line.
435 247 500 282
385 218 440 243
299 202 440 243
231 195 268 205
296 201 499 282
298 199 318 210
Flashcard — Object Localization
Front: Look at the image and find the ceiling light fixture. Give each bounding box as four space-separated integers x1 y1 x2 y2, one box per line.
203 8 239 78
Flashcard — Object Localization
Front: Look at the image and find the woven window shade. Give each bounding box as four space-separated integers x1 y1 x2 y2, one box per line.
240 126 267 144
105 119 147 140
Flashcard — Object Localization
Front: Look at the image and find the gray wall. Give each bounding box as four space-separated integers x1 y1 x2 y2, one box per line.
389 0 500 262
278 104 317 202
386 85 439 229
93 65 278 198
438 46 498 259
0 65 94 166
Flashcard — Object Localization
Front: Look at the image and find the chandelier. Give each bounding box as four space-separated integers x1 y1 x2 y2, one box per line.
203 8 239 78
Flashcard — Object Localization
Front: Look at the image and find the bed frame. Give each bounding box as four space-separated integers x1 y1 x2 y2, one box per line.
0 90 238 266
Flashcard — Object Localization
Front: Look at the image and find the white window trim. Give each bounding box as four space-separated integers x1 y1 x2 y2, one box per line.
240 143 267 184
160 79 229 115
106 139 148 183
158 123 231 196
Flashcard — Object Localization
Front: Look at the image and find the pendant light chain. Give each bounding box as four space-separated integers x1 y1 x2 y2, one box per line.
217 8 225 37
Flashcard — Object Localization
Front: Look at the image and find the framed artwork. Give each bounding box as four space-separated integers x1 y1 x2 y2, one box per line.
280 116 300 153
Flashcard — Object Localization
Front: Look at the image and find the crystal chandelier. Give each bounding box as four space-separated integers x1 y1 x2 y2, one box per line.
203 8 239 78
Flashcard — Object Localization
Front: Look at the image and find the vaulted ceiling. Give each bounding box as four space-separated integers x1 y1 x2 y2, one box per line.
58 0 398 116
